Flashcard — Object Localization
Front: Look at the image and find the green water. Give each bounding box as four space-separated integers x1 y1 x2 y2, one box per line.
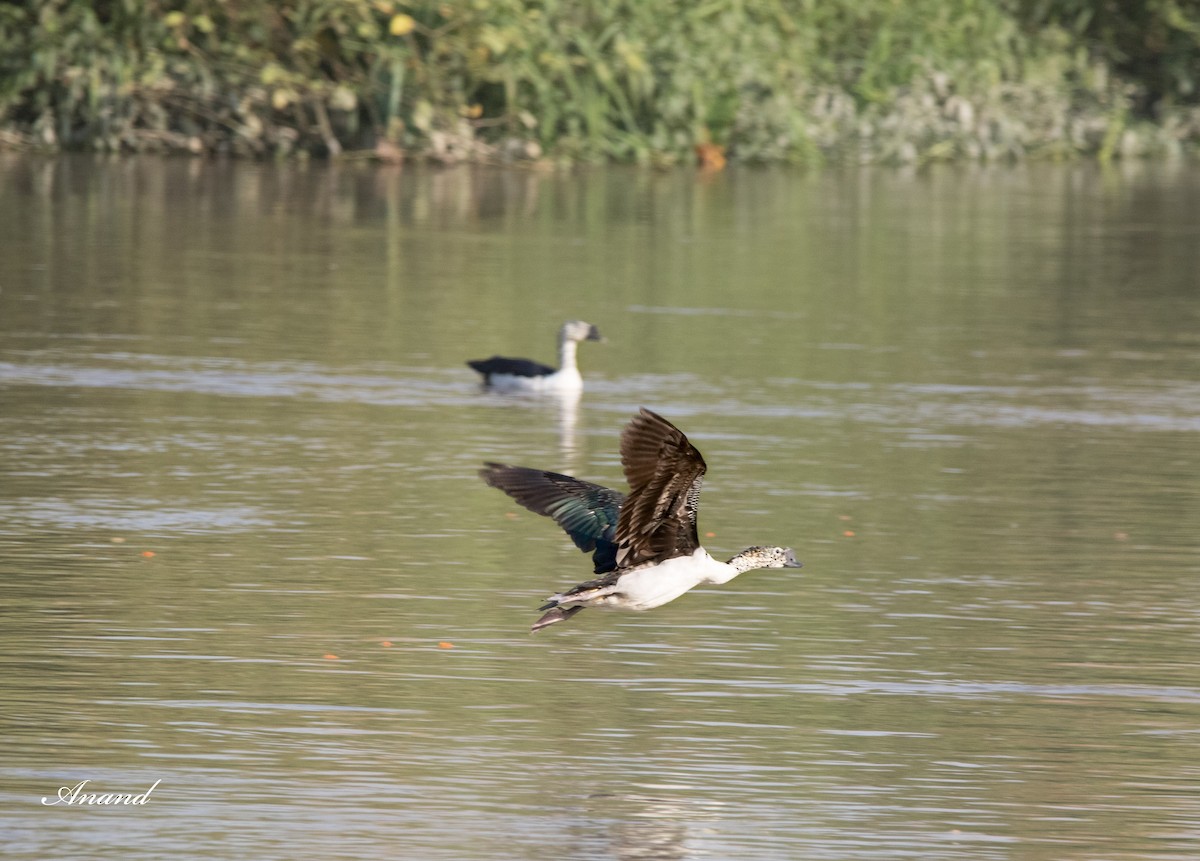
1 155 1198 860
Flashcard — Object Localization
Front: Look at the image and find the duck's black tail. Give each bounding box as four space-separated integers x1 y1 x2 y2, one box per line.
531 605 585 633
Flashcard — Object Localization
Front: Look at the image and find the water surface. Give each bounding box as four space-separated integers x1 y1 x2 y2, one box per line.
1 155 1199 860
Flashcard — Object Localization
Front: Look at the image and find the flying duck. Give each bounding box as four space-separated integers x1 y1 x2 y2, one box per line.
467 320 604 392
480 408 802 632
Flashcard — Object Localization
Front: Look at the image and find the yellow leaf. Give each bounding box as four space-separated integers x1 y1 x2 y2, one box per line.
330 86 357 112
412 99 433 132
164 11 186 28
390 14 415 36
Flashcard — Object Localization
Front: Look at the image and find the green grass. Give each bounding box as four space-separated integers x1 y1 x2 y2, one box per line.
2 0 1199 162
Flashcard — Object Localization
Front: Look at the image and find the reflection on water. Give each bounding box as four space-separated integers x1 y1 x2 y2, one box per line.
469 387 584 467
1 155 1199 860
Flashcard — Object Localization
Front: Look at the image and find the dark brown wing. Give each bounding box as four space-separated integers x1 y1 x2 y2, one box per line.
614 408 707 568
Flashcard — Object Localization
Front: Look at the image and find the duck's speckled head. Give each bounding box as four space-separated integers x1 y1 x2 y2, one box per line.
729 545 803 573
561 320 604 343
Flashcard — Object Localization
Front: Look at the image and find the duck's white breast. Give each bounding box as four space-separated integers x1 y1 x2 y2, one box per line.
490 367 581 392
612 548 732 610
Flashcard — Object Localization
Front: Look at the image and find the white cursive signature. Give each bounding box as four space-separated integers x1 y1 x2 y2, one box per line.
41 779 161 806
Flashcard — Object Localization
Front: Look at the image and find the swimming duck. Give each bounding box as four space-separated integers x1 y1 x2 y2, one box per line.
467 320 604 392
481 408 802 631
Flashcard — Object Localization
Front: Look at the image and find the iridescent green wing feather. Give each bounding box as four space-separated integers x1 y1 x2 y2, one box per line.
480 463 623 573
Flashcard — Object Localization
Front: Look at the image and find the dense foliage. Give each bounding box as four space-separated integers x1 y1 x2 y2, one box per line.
2 0 1199 163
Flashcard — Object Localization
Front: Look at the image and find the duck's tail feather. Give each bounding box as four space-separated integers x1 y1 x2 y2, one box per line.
531 605 584 633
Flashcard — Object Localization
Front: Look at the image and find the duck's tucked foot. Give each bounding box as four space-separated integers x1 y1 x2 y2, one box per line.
531 605 585 633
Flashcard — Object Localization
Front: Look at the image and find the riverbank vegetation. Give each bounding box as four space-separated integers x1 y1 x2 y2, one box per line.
2 0 1199 164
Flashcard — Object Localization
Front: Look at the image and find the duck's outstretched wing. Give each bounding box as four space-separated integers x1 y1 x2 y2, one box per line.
467 356 555 379
616 408 707 568
479 463 623 573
